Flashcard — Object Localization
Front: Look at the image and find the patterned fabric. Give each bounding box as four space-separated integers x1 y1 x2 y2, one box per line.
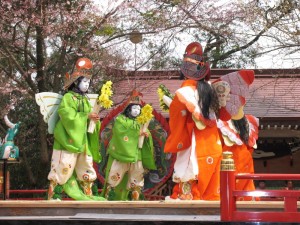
101 113 156 200
107 114 156 169
218 115 259 201
175 80 217 127
108 160 144 189
217 115 259 148
212 70 255 121
53 91 101 162
48 150 97 185
98 111 174 200
164 80 222 200
63 58 93 90
180 42 211 81
47 90 104 201
180 54 210 81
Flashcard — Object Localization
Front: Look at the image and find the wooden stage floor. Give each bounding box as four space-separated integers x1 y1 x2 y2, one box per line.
0 200 299 224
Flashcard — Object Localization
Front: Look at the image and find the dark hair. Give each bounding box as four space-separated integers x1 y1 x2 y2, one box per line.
232 116 249 144
179 71 185 80
196 80 219 119
123 104 141 118
68 76 91 94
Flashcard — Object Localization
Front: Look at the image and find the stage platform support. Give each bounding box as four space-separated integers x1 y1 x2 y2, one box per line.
0 200 299 223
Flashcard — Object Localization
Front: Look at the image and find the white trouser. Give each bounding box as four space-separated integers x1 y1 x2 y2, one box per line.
108 159 144 189
48 149 97 185
172 130 198 183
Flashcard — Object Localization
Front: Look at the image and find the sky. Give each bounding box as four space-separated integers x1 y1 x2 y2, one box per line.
95 0 299 69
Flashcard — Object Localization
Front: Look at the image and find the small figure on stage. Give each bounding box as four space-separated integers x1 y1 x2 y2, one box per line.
102 91 156 201
36 58 105 201
218 113 259 200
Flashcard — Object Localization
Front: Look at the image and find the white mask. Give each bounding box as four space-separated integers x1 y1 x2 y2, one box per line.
78 77 91 93
130 105 141 118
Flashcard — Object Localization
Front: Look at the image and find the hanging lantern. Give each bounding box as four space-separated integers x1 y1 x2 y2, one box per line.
129 31 143 44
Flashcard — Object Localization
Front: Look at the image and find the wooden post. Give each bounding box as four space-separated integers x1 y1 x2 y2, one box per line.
220 151 236 221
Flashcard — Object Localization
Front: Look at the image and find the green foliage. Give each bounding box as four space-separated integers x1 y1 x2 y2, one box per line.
8 96 51 190
159 0 182 7
95 25 118 36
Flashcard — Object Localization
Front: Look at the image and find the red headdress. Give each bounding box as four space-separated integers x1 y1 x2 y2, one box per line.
180 42 211 81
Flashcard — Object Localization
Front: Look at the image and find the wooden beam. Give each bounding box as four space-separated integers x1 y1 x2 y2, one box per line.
259 129 300 138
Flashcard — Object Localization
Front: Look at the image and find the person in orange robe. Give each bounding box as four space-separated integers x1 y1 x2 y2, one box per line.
218 114 259 200
164 42 222 200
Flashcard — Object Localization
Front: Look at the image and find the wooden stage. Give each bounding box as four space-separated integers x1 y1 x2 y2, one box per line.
0 200 299 224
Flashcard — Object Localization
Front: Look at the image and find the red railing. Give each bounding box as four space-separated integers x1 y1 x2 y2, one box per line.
221 171 300 223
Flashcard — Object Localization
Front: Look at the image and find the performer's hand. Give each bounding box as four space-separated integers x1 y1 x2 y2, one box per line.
88 112 100 122
140 131 149 138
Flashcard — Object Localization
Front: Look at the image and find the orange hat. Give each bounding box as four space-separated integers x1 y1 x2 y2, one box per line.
180 42 211 81
63 58 93 90
126 90 143 106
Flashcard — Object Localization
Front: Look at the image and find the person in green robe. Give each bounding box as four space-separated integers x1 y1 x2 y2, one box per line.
103 92 156 200
47 58 105 201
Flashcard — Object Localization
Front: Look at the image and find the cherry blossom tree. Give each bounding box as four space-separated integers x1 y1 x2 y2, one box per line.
0 0 299 190
102 0 299 69
0 0 132 188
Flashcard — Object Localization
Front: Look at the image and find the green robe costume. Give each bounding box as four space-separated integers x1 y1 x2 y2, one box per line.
51 91 104 200
53 91 101 162
102 114 156 200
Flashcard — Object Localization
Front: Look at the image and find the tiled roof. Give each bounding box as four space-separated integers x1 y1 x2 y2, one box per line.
247 75 300 118
100 69 300 121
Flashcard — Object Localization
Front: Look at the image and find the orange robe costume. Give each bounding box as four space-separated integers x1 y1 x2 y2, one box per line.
164 80 222 200
218 115 259 200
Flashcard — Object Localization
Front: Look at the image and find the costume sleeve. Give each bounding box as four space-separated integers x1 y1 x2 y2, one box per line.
217 119 243 146
164 95 192 153
176 85 216 127
87 121 101 163
54 93 89 153
141 129 156 170
245 115 259 148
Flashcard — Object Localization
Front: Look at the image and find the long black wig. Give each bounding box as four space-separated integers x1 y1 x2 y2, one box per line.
232 116 249 144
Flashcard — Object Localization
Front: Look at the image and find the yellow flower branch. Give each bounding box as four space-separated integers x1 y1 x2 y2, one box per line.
157 84 173 112
88 81 113 133
136 104 154 148
97 80 113 109
136 104 154 124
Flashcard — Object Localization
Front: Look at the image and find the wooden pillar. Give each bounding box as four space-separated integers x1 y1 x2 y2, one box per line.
220 151 236 221
0 160 10 200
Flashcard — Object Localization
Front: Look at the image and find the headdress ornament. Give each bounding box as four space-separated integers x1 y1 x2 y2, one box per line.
126 90 143 106
63 58 93 90
180 42 211 81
